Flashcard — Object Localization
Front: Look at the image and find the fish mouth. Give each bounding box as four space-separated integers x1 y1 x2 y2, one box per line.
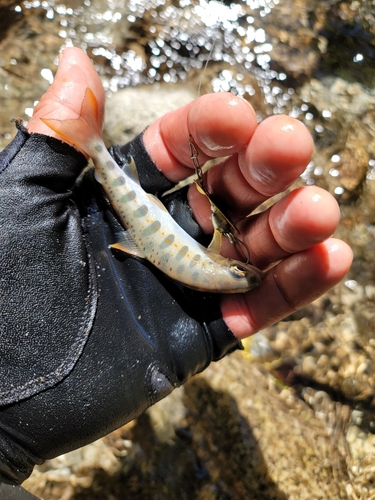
248 267 264 287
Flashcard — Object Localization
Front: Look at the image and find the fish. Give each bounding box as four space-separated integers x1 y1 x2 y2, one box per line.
189 134 240 246
194 180 251 263
41 87 264 293
189 135 252 263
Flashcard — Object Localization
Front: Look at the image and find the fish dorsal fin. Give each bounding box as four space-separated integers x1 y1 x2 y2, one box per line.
123 156 140 184
123 156 169 213
109 230 146 258
207 228 223 254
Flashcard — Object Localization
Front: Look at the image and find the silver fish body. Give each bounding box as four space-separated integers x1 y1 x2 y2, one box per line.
91 140 263 293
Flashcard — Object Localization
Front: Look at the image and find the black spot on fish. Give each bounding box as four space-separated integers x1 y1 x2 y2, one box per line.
160 254 170 264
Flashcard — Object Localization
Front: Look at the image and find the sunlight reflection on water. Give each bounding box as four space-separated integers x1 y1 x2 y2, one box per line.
2 0 375 194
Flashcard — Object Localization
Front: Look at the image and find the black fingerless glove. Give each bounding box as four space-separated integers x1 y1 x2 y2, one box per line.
0 125 241 485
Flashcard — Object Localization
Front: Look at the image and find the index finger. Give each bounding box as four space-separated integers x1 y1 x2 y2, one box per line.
142 92 258 183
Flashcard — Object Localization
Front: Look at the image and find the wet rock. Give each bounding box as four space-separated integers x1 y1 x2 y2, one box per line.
24 354 350 500
0 1 23 44
298 76 375 202
104 84 196 146
261 0 322 83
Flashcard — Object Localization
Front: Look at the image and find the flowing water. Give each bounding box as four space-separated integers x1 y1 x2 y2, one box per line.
1 0 375 498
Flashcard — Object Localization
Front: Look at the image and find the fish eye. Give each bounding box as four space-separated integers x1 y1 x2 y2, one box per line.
230 265 247 278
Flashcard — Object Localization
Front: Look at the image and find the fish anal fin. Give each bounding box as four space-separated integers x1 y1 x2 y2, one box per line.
110 230 146 258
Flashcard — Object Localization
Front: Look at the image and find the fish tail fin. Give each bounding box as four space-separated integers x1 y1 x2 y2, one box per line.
40 88 101 156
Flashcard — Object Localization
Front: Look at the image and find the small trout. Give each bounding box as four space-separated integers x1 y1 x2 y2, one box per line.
41 88 263 293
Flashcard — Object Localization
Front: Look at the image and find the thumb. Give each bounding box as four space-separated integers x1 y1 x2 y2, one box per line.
28 47 105 141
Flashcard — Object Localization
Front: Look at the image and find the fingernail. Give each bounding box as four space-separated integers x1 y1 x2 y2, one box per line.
199 132 235 152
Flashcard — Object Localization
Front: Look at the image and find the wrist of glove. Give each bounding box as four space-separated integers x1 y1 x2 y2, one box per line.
0 126 241 485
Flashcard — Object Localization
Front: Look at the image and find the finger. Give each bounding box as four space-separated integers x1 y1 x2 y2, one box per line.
237 186 341 269
199 185 341 268
239 114 314 198
221 239 353 339
142 92 258 183
187 114 314 231
28 48 105 142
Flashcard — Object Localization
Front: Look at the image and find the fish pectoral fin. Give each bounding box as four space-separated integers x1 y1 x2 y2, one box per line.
207 229 223 255
109 230 146 258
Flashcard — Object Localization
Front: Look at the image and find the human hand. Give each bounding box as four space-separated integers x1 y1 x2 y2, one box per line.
143 96 353 338
29 48 353 339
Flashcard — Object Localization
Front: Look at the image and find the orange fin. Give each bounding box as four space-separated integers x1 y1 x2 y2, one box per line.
109 230 146 259
40 88 101 155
